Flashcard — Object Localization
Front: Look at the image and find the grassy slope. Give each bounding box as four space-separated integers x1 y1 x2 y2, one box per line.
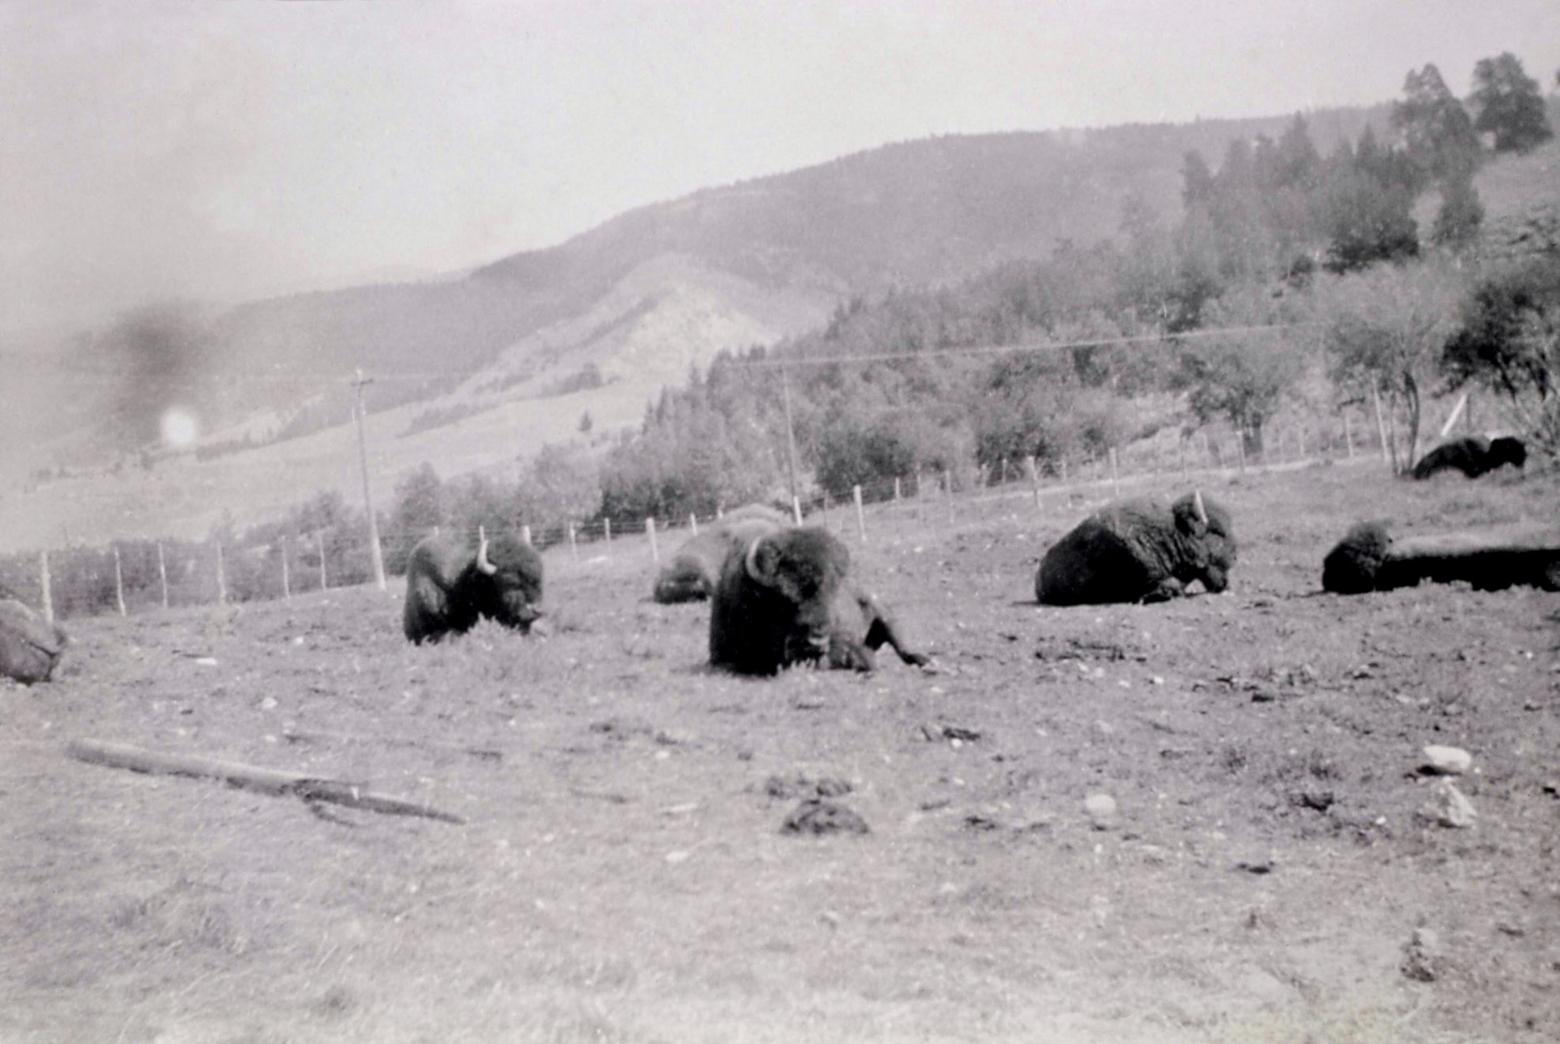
3 459 1557 1042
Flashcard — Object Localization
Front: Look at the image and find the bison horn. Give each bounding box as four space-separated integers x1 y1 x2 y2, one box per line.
1193 490 1208 526
477 525 497 575
744 535 768 584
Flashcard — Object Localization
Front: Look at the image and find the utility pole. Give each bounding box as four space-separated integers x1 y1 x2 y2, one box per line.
352 369 387 591
780 363 801 510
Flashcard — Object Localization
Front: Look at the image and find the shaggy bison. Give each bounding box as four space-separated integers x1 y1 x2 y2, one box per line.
1036 490 1237 605
709 523 930 675
1321 521 1560 594
653 503 789 603
1411 435 1527 480
0 597 68 684
403 527 544 644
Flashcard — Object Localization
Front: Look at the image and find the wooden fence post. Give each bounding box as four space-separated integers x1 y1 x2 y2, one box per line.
521 524 532 547
1027 456 1041 513
689 513 698 536
1178 437 1188 481
1344 411 1355 459
157 542 169 609
317 532 328 591
568 522 578 558
853 485 867 543
647 517 659 562
604 518 612 548
1370 379 1392 468
1109 448 1120 498
281 538 291 601
113 544 126 616
791 496 802 526
215 541 228 606
39 550 54 624
893 476 901 502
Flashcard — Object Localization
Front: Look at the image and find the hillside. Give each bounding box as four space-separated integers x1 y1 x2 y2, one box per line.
2 103 1402 550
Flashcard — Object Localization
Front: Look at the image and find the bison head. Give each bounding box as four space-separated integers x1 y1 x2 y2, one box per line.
1170 490 1237 594
742 526 851 663
471 527 544 631
1488 436 1527 471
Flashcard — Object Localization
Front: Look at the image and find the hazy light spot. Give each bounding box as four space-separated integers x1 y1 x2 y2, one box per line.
161 408 199 448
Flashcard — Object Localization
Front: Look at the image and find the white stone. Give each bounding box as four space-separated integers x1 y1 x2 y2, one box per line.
1422 745 1472 775
1425 779 1476 828
1085 793 1119 830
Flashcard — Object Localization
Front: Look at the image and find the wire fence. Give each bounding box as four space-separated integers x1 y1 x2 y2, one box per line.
2 408 1399 626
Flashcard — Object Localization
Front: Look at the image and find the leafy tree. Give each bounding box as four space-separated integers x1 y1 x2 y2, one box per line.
1443 255 1560 456
384 463 446 573
1319 261 1466 473
1392 64 1481 186
1178 287 1308 456
1470 52 1553 153
1318 157 1419 273
516 443 600 531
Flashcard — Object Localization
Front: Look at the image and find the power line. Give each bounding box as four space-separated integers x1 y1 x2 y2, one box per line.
741 321 1319 369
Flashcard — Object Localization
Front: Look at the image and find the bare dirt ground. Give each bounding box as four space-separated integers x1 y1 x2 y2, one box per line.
3 459 1557 1043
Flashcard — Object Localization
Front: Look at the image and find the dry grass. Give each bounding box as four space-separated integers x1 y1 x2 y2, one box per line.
2 458 1557 1042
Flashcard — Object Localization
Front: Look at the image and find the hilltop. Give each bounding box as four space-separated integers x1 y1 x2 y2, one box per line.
0 103 1405 550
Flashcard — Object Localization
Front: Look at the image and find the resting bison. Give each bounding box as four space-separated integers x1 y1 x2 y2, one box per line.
1411 435 1527 480
653 504 789 603
1322 521 1560 594
0 597 68 684
1036 491 1236 605
709 524 930 675
403 527 544 644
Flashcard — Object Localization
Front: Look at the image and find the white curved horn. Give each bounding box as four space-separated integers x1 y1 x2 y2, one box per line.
1193 490 1208 526
477 525 497 575
744 535 768 584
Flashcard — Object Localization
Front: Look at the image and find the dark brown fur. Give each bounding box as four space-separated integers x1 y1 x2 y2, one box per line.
403 531 544 644
1036 492 1237 606
1411 435 1527 480
709 524 929 676
1322 521 1560 593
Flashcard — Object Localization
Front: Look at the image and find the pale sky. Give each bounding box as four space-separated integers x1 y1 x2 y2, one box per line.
3 0 1558 335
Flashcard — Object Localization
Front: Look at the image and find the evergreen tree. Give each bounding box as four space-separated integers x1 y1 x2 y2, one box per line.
1431 175 1485 250
1470 52 1553 153
1392 64 1481 185
1181 150 1215 211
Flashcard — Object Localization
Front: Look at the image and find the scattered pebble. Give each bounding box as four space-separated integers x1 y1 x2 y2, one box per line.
782 798 869 836
1085 793 1119 831
1422 779 1476 829
1402 927 1441 982
1421 745 1472 776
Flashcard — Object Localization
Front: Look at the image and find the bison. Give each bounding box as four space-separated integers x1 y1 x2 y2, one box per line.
0 597 68 684
709 523 930 675
403 527 544 644
1036 490 1237 605
1321 521 1560 594
1411 435 1527 480
653 503 789 603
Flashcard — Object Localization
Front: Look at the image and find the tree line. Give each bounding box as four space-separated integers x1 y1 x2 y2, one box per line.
7 53 1556 619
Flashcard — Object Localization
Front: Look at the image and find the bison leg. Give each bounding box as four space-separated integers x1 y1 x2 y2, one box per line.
826 635 876 672
1140 577 1186 604
860 598 932 667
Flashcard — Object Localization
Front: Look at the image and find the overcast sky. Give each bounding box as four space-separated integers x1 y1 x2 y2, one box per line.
3 0 1558 335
